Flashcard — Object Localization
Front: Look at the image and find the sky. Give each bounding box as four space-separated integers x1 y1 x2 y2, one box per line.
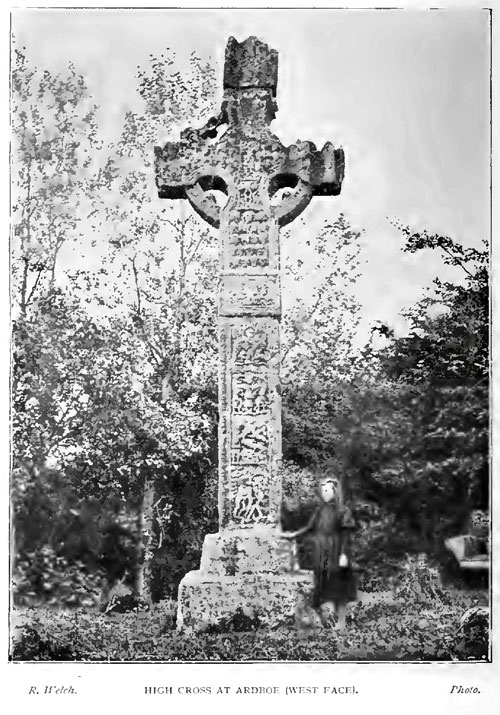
11 7 491 342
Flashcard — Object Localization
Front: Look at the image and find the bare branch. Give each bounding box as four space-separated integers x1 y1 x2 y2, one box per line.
281 290 323 365
50 237 64 286
439 243 475 279
185 230 206 264
25 262 47 307
130 254 142 317
129 255 164 367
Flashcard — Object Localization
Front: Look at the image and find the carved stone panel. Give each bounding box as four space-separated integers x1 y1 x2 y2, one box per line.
219 316 281 529
227 208 270 270
219 272 280 316
231 468 270 525
232 370 270 415
231 319 278 366
235 178 265 209
231 415 269 465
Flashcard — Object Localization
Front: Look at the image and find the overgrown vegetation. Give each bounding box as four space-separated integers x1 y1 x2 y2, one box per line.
11 587 488 662
10 38 489 659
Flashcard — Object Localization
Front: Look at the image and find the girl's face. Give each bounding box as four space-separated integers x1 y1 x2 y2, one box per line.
320 479 337 503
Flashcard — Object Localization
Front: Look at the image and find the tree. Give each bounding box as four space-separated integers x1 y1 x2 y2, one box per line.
92 52 220 599
354 227 489 558
279 223 488 570
11 44 101 315
280 213 364 469
11 42 107 484
11 47 221 604
374 228 488 385
10 46 111 594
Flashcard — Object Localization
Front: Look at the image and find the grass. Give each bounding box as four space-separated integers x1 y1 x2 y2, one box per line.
10 586 488 662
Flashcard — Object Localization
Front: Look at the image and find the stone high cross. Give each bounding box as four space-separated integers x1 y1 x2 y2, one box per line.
155 37 344 630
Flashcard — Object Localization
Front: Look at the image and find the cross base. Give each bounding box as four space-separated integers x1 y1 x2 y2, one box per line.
176 527 313 631
176 569 314 632
199 526 295 575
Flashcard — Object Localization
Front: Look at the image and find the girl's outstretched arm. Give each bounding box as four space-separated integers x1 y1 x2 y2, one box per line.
277 507 318 539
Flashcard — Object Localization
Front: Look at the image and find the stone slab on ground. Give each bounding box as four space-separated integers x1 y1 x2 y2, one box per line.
445 535 489 571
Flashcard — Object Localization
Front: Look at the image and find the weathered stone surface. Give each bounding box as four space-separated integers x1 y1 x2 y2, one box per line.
177 570 314 631
223 36 278 95
155 36 344 631
219 273 280 316
444 513 489 576
199 526 295 576
445 535 489 571
156 37 343 534
218 316 281 528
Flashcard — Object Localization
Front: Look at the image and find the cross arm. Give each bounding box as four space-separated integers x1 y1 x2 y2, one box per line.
271 140 344 226
155 120 226 228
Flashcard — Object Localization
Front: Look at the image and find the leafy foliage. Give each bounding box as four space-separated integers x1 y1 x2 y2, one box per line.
11 45 101 314
280 226 488 570
13 548 103 609
374 227 488 384
365 229 489 549
11 587 488 661
11 46 220 604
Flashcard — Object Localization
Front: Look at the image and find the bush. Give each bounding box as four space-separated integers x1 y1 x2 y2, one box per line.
11 624 82 661
13 546 103 608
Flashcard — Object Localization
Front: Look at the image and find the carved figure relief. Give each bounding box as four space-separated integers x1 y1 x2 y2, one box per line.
233 372 270 415
231 420 269 463
232 323 271 365
232 482 268 523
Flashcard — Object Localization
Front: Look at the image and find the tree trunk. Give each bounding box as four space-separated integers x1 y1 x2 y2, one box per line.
134 478 156 602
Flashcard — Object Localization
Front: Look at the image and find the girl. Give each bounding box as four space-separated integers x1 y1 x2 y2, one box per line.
280 476 357 628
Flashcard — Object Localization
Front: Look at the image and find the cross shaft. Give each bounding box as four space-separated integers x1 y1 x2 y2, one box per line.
155 36 344 532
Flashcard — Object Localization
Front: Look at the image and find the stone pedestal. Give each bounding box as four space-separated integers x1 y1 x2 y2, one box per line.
177 526 313 631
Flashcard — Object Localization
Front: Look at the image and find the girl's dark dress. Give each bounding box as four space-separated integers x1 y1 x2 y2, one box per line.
303 501 357 607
